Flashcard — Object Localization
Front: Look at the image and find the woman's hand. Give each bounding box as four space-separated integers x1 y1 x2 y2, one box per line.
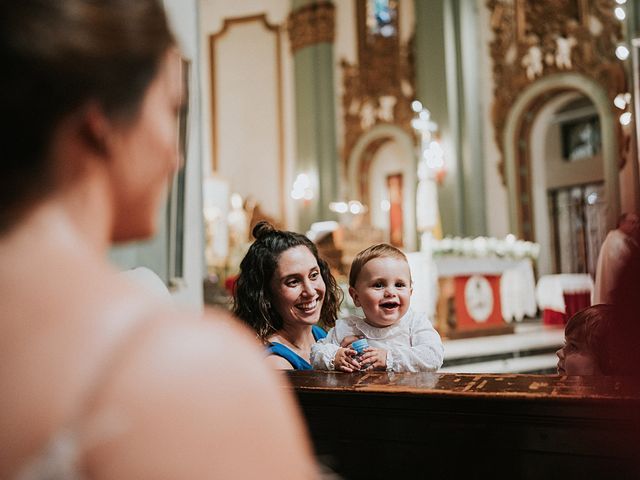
333 347 361 372
358 347 387 371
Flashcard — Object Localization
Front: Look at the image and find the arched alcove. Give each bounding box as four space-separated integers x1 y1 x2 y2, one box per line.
527 91 609 276
503 73 620 241
347 124 417 250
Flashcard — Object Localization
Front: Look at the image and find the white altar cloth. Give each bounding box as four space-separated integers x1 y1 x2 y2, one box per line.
433 256 537 322
535 274 593 313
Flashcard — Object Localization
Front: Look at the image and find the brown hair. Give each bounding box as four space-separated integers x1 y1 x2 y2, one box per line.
348 243 409 288
0 0 175 232
564 304 615 374
233 221 343 341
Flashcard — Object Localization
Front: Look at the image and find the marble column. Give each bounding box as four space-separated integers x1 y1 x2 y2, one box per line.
288 0 339 231
414 0 487 237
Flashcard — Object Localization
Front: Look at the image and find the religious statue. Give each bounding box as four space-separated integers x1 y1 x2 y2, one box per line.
360 100 376 130
415 160 438 234
555 35 577 69
227 193 249 247
378 95 396 122
522 36 543 80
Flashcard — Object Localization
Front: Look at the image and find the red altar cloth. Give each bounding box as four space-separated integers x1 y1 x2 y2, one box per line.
536 274 593 326
541 292 592 325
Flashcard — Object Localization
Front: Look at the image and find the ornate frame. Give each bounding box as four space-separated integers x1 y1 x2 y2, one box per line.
208 14 286 222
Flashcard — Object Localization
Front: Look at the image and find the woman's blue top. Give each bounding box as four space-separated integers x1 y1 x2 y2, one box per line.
267 325 327 370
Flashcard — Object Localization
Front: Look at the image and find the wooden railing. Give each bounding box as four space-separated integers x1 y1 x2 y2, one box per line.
287 371 640 479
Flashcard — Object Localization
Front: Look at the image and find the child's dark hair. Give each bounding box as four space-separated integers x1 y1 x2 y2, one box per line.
233 221 342 341
564 304 615 374
348 243 409 288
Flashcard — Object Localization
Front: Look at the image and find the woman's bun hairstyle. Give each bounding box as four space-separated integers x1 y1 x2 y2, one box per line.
252 221 275 240
234 221 342 340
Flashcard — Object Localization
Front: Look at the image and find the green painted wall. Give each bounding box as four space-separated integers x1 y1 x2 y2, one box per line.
415 0 461 236
414 0 487 237
458 0 487 236
291 1 339 231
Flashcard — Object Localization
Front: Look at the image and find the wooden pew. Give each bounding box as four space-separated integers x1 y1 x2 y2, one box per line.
287 371 640 479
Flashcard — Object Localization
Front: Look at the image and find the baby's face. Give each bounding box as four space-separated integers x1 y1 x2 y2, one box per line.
349 257 412 328
556 332 599 375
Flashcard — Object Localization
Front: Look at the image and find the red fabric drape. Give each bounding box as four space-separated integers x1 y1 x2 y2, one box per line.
543 292 591 325
543 309 566 325
563 292 591 319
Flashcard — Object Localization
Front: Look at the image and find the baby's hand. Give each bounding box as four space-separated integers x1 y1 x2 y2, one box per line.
333 347 361 372
340 335 362 348
359 347 387 371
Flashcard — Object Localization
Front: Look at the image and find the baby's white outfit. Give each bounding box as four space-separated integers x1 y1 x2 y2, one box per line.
310 308 444 372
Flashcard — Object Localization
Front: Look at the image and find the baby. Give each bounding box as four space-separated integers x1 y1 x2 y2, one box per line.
311 243 444 372
556 304 614 375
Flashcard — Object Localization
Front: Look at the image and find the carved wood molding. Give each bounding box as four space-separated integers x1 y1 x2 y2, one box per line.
208 14 286 223
287 1 335 54
341 38 416 171
515 88 571 240
487 0 628 184
340 0 417 171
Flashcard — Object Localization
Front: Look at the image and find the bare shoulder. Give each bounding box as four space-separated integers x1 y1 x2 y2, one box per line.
264 333 294 370
86 307 316 479
265 353 294 370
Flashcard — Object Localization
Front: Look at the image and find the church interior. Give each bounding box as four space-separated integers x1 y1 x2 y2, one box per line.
105 0 640 475
112 0 640 370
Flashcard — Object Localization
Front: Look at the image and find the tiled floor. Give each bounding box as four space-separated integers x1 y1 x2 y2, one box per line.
441 322 564 374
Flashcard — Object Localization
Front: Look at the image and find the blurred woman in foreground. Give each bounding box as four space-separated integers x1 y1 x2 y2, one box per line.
0 1 315 478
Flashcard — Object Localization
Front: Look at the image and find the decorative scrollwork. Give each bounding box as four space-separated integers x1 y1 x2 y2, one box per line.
287 2 335 54
488 0 627 183
341 36 416 170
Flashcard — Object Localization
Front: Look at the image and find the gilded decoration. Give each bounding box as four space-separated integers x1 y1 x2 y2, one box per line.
287 2 335 54
341 1 416 174
488 0 628 184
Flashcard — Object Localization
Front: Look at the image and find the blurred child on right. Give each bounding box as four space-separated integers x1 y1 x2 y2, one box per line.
556 304 614 375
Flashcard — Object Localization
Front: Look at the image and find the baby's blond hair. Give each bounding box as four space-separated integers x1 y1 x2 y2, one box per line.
348 243 408 287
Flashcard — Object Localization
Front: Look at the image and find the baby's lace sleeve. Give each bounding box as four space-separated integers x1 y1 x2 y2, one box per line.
311 318 360 370
387 312 444 372
310 326 341 370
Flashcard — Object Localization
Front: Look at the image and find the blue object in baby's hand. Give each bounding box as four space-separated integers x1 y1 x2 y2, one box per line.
351 338 371 369
351 338 369 354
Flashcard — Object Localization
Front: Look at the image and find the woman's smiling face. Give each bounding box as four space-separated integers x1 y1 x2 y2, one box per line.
269 246 326 328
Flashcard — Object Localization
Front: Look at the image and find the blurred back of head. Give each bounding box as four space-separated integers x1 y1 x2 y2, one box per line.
0 0 174 232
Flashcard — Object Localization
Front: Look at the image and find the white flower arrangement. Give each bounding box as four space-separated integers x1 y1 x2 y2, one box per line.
429 234 540 261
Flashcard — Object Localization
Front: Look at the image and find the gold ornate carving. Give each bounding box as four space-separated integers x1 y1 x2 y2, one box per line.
488 0 627 181
488 0 628 239
341 10 416 178
287 2 335 54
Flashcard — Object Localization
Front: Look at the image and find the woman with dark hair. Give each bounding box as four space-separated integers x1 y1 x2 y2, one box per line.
234 221 343 370
0 1 315 478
